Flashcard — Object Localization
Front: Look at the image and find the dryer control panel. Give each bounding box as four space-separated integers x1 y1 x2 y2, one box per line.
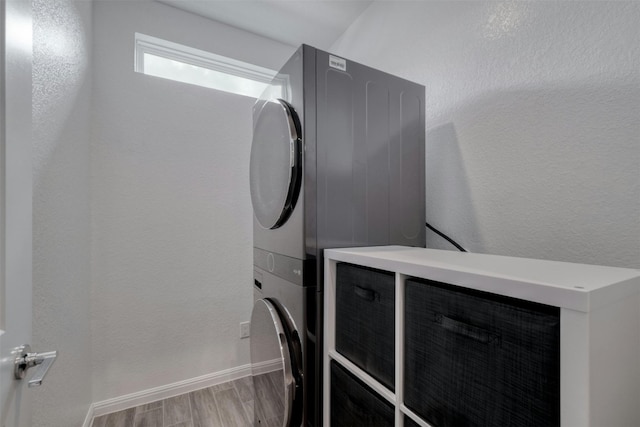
254 247 303 286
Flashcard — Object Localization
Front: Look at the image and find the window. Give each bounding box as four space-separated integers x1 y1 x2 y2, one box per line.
134 33 286 99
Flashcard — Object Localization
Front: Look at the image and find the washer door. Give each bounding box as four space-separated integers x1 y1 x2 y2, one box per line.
250 99 302 230
250 299 302 427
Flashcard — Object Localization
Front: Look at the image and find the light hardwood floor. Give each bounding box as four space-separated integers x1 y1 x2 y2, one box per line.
91 376 255 427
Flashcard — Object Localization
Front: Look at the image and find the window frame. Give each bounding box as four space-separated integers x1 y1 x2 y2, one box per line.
134 33 287 99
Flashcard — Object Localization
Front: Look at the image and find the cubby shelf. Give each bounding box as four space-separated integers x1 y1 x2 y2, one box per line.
323 246 640 427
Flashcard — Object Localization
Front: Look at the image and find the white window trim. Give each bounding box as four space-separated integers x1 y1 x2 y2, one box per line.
134 32 277 83
134 33 288 99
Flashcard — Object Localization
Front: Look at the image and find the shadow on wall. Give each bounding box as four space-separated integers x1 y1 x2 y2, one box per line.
426 80 640 267
426 122 481 252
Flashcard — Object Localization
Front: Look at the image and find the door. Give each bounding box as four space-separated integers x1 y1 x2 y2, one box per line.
250 298 303 427
1 1 33 426
249 98 302 230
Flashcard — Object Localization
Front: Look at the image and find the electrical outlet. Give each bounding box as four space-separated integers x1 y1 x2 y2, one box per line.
240 321 250 339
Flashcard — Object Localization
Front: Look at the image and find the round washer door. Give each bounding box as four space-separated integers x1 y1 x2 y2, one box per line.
250 99 302 230
250 299 302 427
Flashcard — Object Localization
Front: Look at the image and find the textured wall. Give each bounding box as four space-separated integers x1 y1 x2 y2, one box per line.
91 0 294 401
332 1 640 269
32 0 93 425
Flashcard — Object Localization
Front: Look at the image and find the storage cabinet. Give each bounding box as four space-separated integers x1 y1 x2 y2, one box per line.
324 246 640 427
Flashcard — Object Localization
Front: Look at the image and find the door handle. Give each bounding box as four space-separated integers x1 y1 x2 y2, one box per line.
13 344 58 387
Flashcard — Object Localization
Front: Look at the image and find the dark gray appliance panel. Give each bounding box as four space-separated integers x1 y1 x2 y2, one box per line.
316 51 425 251
320 68 354 248
392 88 425 243
365 81 392 244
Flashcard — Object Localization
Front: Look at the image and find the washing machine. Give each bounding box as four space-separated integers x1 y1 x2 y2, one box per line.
249 45 426 427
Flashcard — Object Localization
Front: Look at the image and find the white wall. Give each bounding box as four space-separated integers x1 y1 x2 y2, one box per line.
332 1 640 269
32 0 93 425
33 0 638 420
91 0 295 402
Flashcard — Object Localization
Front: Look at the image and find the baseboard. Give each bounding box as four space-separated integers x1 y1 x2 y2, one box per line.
251 358 282 375
82 404 95 427
87 363 254 421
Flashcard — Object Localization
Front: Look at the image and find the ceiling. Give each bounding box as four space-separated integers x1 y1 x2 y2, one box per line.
158 0 373 49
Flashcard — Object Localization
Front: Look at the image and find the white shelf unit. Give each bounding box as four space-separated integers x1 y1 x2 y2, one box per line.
323 246 640 427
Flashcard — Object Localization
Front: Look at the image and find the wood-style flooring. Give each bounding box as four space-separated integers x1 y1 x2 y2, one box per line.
91 376 255 427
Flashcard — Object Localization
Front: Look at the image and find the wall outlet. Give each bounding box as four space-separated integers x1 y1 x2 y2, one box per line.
240 321 250 339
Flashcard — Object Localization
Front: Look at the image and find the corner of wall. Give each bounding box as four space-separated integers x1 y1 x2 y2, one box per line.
32 0 94 425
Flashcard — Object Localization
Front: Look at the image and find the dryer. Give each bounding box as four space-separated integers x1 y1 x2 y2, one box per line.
249 45 426 427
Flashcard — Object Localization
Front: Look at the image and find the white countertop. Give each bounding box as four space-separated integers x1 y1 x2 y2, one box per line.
324 246 640 312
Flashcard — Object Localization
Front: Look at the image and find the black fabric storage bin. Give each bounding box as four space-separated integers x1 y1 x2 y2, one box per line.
404 278 560 427
335 263 395 390
404 415 421 427
330 361 394 427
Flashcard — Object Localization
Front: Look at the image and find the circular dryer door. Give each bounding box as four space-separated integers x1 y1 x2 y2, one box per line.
250 99 302 230
250 299 302 427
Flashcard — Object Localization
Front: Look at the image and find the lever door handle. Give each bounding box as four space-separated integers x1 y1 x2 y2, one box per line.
28 351 57 387
13 344 58 387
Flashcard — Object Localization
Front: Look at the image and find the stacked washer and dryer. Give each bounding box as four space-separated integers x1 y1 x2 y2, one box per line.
249 45 426 427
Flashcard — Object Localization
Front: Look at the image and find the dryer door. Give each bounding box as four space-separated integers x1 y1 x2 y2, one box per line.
250 99 302 230
250 298 302 427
